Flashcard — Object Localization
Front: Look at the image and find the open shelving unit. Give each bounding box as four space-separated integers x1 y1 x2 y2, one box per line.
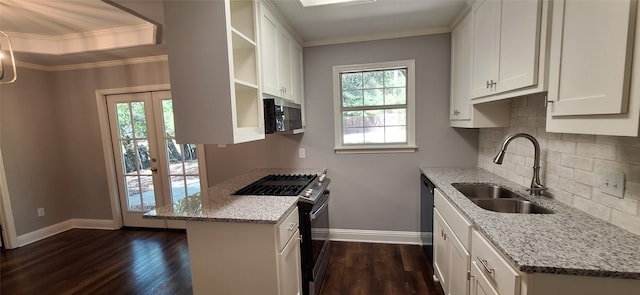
164 0 264 144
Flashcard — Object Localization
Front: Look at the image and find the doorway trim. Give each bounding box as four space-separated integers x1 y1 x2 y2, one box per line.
0 147 18 249
95 84 208 228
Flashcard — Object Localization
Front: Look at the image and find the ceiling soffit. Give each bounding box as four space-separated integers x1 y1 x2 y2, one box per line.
0 0 157 55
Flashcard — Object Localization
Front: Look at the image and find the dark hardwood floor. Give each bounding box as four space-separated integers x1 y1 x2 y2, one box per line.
1 229 442 295
319 242 443 295
1 229 192 295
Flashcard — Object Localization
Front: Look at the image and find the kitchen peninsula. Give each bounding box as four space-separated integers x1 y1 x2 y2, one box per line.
145 168 326 295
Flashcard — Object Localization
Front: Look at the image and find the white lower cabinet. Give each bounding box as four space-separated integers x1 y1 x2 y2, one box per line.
470 261 499 295
471 231 521 295
185 208 301 295
278 228 302 295
434 189 472 295
434 189 640 295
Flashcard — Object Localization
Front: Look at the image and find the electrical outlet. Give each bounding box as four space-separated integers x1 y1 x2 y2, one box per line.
298 148 306 159
600 171 625 198
37 207 45 217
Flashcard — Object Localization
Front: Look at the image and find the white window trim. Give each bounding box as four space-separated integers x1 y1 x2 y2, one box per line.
332 59 417 154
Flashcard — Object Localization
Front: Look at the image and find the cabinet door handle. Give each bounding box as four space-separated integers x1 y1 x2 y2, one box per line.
486 80 491 89
477 257 494 275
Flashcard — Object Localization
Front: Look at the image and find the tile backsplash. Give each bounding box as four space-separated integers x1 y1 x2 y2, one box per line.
478 92 640 236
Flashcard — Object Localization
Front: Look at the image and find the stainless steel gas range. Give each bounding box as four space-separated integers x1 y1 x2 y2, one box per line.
234 173 331 295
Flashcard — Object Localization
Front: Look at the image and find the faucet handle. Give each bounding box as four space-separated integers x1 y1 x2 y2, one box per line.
527 186 548 196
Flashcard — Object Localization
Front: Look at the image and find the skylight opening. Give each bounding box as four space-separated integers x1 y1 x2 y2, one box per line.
299 0 376 8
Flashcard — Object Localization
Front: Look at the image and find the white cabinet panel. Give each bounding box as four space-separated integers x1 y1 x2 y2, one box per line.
278 229 302 295
470 262 500 295
450 11 511 128
434 207 471 295
470 0 501 98
451 12 473 121
547 0 636 116
470 0 542 100
449 230 471 295
261 11 280 96
497 0 541 92
259 3 304 105
546 0 640 137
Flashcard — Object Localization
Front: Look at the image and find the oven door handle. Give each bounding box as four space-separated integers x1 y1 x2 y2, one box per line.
310 195 329 221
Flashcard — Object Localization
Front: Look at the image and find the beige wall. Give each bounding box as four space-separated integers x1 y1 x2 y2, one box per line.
51 61 171 220
0 67 71 235
206 34 480 232
0 62 170 236
478 93 640 236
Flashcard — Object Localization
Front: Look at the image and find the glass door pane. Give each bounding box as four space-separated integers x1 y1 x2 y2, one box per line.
158 99 202 203
115 102 157 212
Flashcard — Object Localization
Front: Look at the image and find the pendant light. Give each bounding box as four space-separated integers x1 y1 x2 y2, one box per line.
0 31 17 84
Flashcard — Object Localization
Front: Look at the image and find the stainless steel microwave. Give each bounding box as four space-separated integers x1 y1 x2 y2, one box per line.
263 98 302 134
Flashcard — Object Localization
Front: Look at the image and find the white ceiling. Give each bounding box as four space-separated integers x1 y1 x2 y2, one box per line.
0 0 467 67
271 0 467 46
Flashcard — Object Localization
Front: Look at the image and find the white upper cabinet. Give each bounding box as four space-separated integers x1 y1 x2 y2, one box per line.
261 10 280 97
163 0 264 144
451 13 474 122
547 0 635 116
470 0 542 100
546 0 640 137
451 10 510 128
470 0 501 99
260 3 304 105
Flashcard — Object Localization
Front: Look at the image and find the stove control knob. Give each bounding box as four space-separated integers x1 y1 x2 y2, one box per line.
304 189 313 197
318 174 326 183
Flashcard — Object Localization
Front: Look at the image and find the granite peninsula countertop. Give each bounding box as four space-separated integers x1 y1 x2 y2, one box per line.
144 168 326 224
421 167 640 280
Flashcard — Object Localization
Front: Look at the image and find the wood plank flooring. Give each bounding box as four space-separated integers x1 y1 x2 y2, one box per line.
320 242 443 295
1 229 442 295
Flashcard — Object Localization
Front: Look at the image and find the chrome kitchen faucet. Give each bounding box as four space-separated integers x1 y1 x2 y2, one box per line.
493 133 547 196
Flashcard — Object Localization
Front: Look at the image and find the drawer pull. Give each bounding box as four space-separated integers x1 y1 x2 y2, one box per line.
288 223 297 231
477 257 494 275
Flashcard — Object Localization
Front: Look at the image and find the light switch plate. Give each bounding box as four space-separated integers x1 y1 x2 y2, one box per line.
298 148 306 159
600 171 625 198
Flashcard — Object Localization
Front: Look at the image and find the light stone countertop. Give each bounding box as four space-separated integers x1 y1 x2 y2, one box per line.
421 167 640 280
144 168 327 224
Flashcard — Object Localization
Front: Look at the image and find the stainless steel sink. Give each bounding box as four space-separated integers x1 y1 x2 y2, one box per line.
452 183 553 214
471 199 553 214
452 183 521 199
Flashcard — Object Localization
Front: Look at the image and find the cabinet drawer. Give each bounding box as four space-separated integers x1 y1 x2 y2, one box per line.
471 260 500 295
472 230 521 295
434 188 472 249
277 207 299 251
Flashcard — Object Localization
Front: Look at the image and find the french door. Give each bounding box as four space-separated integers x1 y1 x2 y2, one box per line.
107 91 206 228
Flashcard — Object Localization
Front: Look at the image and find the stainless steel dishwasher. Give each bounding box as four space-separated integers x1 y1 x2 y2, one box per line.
420 174 435 266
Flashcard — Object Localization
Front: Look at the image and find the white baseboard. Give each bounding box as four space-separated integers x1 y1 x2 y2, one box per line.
16 218 119 247
329 228 430 245
71 218 120 230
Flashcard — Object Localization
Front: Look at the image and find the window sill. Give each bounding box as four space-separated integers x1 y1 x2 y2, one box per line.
334 145 417 154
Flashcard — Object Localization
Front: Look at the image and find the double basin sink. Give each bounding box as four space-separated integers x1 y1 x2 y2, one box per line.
452 183 553 214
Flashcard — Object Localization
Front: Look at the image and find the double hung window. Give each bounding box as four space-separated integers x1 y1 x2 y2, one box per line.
333 60 416 153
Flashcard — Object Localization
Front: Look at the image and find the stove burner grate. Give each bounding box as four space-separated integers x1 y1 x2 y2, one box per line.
233 174 317 196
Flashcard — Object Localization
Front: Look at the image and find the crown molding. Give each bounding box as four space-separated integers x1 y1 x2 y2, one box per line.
17 55 168 72
303 26 451 47
7 23 157 55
